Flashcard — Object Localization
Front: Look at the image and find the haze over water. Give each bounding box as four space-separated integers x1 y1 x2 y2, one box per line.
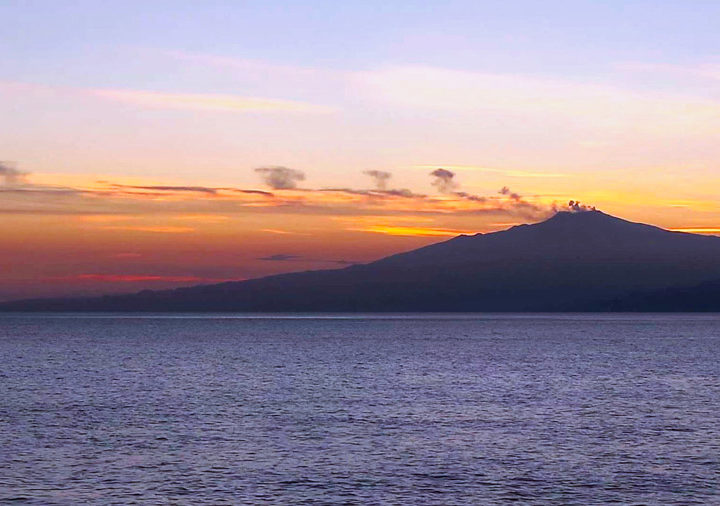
2 314 719 504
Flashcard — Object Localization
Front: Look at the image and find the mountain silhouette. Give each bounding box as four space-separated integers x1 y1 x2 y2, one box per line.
4 210 720 312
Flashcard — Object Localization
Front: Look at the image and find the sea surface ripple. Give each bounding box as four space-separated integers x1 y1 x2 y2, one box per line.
1 314 719 504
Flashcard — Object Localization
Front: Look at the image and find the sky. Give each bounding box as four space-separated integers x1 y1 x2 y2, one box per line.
1 0 720 300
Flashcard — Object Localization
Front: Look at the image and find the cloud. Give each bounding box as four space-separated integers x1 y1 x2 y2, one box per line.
255 166 306 189
0 161 28 185
152 53 720 142
108 184 218 195
364 170 392 190
64 274 230 283
414 165 569 178
327 259 357 265
453 191 487 203
430 168 457 193
174 214 229 223
257 254 302 261
356 65 720 140
79 215 139 223
318 187 424 199
260 229 298 235
102 182 274 198
0 161 551 222
350 225 478 237
158 49 342 87
223 188 275 197
616 62 720 82
96 226 195 233
0 186 82 195
90 89 335 114
382 188 423 198
257 253 359 264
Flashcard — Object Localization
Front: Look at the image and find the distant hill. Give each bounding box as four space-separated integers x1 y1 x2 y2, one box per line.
4 210 720 312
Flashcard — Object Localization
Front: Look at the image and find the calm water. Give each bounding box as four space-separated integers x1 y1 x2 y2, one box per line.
1 314 719 504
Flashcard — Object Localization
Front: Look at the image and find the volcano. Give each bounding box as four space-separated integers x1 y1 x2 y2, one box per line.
4 210 720 312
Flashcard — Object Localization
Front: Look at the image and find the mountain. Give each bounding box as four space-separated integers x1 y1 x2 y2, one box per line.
4 210 720 312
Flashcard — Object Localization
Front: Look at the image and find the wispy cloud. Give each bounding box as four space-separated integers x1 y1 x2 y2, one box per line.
257 254 301 261
2 162 556 222
90 88 336 114
616 61 720 81
174 214 230 223
349 225 478 237
108 183 219 195
257 253 358 265
79 215 140 223
96 225 195 233
356 65 720 137
65 274 230 283
158 49 336 81
414 165 569 178
260 228 300 235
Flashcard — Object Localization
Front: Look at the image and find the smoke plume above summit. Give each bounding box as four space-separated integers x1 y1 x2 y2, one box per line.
430 168 458 193
255 166 306 189
364 170 392 190
0 162 28 185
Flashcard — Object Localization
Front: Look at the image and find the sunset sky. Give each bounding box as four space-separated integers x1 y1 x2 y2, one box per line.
2 0 720 300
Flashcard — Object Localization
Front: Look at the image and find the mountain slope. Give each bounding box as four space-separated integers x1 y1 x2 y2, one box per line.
4 210 720 312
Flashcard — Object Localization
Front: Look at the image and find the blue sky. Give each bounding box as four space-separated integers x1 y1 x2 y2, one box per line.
2 1 719 195
4 1 720 78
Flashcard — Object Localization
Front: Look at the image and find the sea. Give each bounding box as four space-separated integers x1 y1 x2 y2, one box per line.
1 313 719 505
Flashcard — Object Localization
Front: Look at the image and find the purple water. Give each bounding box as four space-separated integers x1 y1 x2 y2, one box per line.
2 314 719 504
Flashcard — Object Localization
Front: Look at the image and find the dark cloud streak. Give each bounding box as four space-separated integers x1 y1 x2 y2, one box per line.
111 184 218 194
257 253 359 265
319 187 425 199
0 160 557 222
257 254 301 261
